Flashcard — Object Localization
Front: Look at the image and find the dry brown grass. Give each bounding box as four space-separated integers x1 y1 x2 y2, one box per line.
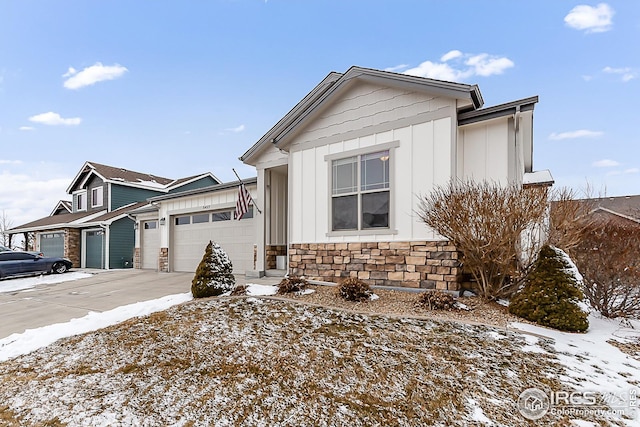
0 297 618 426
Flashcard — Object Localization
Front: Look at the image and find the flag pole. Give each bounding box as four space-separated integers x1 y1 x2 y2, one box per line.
232 168 262 214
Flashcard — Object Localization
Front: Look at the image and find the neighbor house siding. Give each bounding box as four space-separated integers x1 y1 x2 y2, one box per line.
109 217 135 268
86 176 107 212
168 176 219 194
110 186 163 211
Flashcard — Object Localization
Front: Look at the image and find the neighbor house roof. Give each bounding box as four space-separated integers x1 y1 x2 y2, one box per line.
8 210 107 233
590 195 640 223
240 66 484 165
67 161 219 194
145 177 258 203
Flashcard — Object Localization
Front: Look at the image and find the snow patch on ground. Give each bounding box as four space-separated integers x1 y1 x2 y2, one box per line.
245 284 278 296
0 272 93 294
0 292 192 362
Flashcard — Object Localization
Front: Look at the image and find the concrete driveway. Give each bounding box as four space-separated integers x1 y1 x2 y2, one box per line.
0 269 278 339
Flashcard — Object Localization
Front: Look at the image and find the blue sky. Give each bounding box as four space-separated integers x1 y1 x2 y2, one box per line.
1 1 638 227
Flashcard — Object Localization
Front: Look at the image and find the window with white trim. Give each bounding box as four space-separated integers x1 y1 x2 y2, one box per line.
331 149 390 231
75 192 87 212
91 186 104 208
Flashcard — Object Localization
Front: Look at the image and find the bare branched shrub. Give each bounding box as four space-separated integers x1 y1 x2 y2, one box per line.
415 290 456 310
277 276 308 294
337 277 372 302
570 220 640 318
418 179 549 300
547 187 597 253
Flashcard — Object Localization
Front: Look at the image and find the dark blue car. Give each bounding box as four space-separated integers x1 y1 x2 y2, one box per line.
0 251 72 279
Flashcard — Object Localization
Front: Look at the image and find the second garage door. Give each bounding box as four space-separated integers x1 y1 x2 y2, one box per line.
171 209 256 274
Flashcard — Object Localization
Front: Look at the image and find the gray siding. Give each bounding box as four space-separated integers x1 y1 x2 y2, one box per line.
110 185 163 210
168 176 220 194
87 176 107 213
109 217 135 268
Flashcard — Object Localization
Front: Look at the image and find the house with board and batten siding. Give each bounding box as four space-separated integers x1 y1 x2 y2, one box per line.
240 66 553 290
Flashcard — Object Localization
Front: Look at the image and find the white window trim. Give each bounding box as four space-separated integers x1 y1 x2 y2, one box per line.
91 186 104 208
325 141 399 237
73 190 87 212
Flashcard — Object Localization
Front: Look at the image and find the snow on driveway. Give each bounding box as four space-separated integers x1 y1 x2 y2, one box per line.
0 272 93 294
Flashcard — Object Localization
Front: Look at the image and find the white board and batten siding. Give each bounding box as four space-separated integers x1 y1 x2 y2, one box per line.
288 81 457 245
157 185 257 274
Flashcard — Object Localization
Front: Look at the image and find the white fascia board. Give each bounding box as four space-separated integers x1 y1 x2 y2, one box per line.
523 170 554 186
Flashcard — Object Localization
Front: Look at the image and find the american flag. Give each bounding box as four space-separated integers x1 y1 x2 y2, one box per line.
235 183 253 220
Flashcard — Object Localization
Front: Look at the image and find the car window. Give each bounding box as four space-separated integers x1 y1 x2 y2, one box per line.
0 252 34 261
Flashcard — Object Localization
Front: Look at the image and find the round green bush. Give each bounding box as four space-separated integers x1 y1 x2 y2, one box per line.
509 245 588 332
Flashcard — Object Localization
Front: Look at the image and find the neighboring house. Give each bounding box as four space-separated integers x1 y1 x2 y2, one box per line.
240 66 552 289
9 161 220 269
589 195 640 225
129 179 258 274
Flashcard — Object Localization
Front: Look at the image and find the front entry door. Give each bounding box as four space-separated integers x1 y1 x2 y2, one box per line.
85 230 104 269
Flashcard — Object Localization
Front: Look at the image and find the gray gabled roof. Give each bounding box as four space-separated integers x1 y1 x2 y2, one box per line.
240 66 484 165
146 177 258 203
457 96 539 126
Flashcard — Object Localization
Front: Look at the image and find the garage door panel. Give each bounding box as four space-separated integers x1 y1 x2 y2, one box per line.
40 233 64 258
172 215 256 274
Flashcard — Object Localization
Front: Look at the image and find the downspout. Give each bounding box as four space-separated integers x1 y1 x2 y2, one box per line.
514 105 522 186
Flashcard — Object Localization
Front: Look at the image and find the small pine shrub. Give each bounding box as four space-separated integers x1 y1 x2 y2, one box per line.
191 241 236 298
277 276 308 294
509 245 588 332
337 277 372 302
416 290 456 310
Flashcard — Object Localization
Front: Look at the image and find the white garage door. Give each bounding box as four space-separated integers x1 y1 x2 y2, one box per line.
172 209 256 274
141 220 159 269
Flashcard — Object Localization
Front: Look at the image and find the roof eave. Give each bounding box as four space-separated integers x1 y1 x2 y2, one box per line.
458 96 539 126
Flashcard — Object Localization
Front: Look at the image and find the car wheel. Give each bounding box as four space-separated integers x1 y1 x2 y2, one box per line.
52 262 68 274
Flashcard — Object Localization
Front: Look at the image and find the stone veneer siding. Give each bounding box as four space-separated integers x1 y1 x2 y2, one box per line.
159 247 169 272
133 248 141 269
289 241 461 290
266 244 287 270
64 228 81 269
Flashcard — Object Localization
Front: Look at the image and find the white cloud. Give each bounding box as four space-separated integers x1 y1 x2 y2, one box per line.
440 50 462 62
548 129 603 140
63 62 128 89
603 66 636 82
564 3 614 33
593 159 619 167
0 160 23 165
28 112 81 126
400 50 514 81
0 170 70 227
225 124 245 133
384 64 409 73
19 126 35 131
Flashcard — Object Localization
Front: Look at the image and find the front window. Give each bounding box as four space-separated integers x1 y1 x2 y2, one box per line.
331 149 390 231
91 186 103 208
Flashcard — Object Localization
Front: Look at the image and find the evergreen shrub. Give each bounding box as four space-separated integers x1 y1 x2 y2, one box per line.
191 241 236 298
509 245 588 332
